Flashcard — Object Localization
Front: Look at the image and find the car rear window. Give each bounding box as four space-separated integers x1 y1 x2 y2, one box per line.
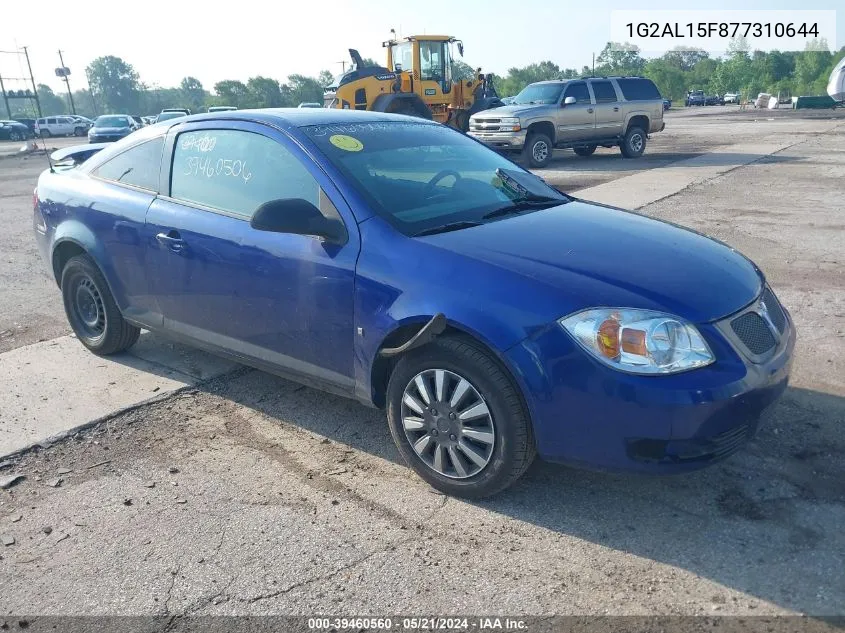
92 136 164 191
617 78 661 101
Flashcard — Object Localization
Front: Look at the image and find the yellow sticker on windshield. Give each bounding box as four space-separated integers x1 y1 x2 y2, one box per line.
329 134 364 152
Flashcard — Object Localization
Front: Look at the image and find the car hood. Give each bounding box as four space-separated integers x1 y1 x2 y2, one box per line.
471 104 551 119
91 127 129 134
422 200 762 324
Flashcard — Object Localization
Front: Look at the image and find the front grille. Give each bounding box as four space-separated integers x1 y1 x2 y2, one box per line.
731 312 777 355
762 287 786 333
469 119 503 132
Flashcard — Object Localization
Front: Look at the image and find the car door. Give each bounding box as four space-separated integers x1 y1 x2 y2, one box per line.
58 117 75 135
554 81 595 141
144 120 360 392
589 80 624 138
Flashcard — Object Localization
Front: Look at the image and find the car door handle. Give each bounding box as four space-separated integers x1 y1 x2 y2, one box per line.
613 106 619 111
587 108 594 113
156 231 186 252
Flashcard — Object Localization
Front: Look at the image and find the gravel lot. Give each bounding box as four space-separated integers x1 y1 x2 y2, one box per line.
0 107 843 620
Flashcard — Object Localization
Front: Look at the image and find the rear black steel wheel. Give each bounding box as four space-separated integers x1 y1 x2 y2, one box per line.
61 254 140 355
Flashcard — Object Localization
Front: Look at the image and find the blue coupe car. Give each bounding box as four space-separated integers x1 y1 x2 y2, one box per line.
33 109 794 497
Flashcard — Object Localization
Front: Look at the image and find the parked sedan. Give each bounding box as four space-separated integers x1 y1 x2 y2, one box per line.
33 109 795 498
0 119 33 141
87 115 137 143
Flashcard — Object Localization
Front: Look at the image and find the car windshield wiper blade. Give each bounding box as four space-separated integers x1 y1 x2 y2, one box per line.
482 198 563 220
413 221 483 237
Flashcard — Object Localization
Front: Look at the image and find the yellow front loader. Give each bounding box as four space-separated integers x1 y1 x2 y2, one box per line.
324 35 503 131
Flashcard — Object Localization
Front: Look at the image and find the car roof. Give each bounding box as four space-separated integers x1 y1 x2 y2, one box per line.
153 107 435 130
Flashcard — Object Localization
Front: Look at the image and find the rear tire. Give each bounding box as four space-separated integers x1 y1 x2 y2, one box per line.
9 130 22 141
61 254 140 355
620 126 646 158
573 145 597 157
386 336 536 498
523 133 553 168
40 129 51 138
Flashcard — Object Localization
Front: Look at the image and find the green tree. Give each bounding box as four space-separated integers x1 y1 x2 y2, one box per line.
36 84 66 115
86 56 142 113
794 40 833 94
662 48 709 72
214 80 250 107
246 76 283 107
180 76 206 112
286 74 324 105
644 60 687 100
596 42 645 76
318 70 335 87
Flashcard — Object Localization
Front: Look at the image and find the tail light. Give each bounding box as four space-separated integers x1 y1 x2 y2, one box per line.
33 188 47 232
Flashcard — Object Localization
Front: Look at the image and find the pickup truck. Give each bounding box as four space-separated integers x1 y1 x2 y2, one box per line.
468 76 665 168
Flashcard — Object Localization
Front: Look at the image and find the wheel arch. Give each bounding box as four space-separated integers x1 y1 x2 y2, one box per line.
526 120 556 144
50 224 123 310
624 114 650 135
371 93 433 120
369 318 535 442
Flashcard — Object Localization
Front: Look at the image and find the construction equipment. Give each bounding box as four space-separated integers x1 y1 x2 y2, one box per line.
323 34 503 131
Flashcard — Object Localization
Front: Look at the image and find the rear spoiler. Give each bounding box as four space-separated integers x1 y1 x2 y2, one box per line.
50 143 111 167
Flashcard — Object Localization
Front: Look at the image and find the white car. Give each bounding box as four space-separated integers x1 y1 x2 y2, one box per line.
723 93 740 104
35 116 88 137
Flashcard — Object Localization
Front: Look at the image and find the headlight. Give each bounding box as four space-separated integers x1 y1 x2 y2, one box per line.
497 117 521 131
559 308 714 375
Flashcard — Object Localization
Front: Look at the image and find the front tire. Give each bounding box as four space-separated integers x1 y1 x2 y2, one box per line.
620 126 646 158
386 336 535 498
61 254 140 355
74 127 85 137
523 133 553 168
9 130 22 141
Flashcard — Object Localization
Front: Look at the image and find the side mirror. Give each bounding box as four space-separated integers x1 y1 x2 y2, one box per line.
563 96 576 106
250 198 347 245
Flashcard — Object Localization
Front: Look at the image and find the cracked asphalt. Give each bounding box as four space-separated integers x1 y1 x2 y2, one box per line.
1 108 844 618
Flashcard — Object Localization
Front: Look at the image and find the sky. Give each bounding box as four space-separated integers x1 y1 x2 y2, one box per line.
1 0 842 96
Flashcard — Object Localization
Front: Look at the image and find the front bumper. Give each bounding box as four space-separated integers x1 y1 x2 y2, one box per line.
467 129 527 150
505 294 795 473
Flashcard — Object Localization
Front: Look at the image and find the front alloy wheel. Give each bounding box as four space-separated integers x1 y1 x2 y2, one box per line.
401 369 496 479
386 336 536 498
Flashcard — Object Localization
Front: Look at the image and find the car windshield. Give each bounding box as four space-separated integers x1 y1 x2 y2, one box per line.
512 83 564 105
157 112 186 121
96 116 129 127
302 121 568 236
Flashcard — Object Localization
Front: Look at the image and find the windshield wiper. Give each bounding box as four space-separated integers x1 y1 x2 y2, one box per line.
482 198 563 220
413 221 482 237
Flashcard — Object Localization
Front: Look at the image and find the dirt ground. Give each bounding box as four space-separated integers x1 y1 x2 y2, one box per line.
0 107 843 619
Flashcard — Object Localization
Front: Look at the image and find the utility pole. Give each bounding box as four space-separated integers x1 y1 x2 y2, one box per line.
337 60 346 73
57 49 76 114
23 46 42 117
592 53 595 77
0 74 11 118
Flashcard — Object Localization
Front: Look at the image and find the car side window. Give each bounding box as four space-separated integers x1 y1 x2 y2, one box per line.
92 136 165 191
591 81 618 103
47 118 56 125
563 82 591 104
170 129 320 219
